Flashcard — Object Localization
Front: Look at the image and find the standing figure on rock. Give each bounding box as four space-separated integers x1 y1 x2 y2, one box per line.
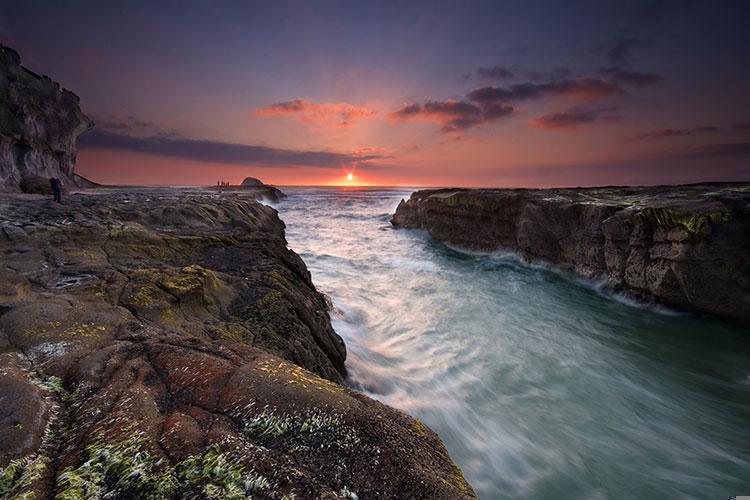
49 177 62 203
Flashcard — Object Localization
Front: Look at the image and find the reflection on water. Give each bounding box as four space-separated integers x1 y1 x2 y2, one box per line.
277 186 750 500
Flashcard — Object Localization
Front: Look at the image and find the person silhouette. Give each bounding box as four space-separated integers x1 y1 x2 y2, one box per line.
49 177 62 203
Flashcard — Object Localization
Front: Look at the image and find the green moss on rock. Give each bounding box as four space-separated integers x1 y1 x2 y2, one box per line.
637 207 733 236
55 434 269 500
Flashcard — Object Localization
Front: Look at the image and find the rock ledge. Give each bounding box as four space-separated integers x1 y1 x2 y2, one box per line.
392 183 750 324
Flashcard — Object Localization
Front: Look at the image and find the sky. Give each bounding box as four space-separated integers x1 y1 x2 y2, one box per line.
1 0 749 187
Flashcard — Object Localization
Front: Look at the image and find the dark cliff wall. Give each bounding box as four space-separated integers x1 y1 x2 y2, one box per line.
392 185 750 324
0 45 93 191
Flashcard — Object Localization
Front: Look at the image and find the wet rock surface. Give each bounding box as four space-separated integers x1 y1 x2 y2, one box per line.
392 183 750 324
0 190 474 499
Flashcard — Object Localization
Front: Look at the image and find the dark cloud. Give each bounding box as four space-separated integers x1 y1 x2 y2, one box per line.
530 111 598 130
391 99 513 132
95 115 157 132
636 126 720 139
78 129 387 168
531 107 622 130
467 78 623 105
676 141 750 158
476 65 515 80
733 121 750 131
527 67 572 82
599 67 662 87
396 76 624 133
606 37 639 66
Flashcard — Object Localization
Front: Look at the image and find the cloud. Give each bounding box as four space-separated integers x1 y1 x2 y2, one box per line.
733 121 750 131
394 76 624 133
675 141 750 158
78 129 387 168
531 107 622 130
636 126 720 139
254 99 376 127
467 78 623 105
391 99 513 132
95 114 156 132
527 67 572 82
599 67 662 87
475 65 515 80
530 111 598 130
606 37 639 66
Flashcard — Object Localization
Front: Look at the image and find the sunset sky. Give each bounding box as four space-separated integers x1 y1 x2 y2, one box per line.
1 0 749 187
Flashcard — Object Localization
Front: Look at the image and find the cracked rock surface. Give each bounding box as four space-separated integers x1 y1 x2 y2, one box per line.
392 183 750 324
0 190 474 499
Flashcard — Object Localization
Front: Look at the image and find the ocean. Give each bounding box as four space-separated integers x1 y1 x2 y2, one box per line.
275 186 750 499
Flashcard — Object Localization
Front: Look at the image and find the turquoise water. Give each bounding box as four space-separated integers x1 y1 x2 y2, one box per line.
276 186 750 499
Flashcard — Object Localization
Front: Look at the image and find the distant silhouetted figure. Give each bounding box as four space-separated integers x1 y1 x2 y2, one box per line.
50 177 62 203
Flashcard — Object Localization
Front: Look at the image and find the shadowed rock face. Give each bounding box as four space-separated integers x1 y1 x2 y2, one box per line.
0 45 93 191
240 177 264 186
217 178 287 203
392 184 750 324
0 191 474 499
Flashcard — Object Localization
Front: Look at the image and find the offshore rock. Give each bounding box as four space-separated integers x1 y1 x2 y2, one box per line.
0 45 93 191
0 190 474 499
219 177 287 203
392 183 750 324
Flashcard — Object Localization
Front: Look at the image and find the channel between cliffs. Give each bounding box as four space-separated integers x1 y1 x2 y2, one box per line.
392 186 750 325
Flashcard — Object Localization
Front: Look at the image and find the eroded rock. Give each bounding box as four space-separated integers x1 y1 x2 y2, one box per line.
392 184 750 324
0 191 474 499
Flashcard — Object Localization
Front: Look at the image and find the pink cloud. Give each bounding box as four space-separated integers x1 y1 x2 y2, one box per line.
254 99 376 127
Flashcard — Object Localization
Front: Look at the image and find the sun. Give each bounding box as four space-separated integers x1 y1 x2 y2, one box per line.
346 172 354 182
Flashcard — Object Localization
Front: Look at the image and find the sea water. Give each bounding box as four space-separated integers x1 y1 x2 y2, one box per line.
275 186 750 500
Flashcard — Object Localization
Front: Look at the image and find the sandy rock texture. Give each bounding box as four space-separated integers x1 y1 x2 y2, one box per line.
0 190 474 499
392 184 750 324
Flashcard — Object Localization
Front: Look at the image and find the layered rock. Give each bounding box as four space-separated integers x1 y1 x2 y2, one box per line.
392 184 750 324
0 45 93 191
0 191 474 499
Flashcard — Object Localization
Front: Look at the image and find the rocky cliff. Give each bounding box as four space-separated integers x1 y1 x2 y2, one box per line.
0 191 474 499
392 184 750 324
0 45 93 191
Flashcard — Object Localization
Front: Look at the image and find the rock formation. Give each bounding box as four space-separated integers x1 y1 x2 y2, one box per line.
240 177 264 187
0 191 474 498
392 184 750 324
0 45 93 191
217 177 287 203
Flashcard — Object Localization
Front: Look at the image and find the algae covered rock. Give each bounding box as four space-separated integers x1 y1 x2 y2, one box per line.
0 190 475 499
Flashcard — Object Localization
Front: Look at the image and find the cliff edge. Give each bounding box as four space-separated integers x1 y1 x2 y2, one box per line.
392 184 750 324
0 191 474 498
0 44 93 191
